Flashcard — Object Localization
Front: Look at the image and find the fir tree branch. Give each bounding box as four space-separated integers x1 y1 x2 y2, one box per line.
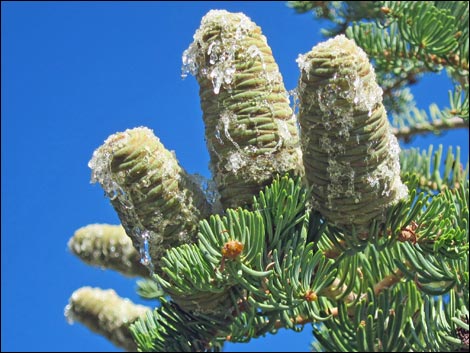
373 269 404 295
130 175 337 349
136 278 165 300
392 116 468 141
400 144 469 194
68 5 469 352
287 1 383 37
273 314 312 329
319 278 358 303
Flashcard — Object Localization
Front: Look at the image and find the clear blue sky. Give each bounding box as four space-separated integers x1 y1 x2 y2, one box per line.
1 1 468 352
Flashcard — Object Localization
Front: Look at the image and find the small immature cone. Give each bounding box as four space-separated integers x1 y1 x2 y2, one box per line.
297 35 408 232
183 10 304 209
89 127 211 274
68 224 149 277
65 287 150 351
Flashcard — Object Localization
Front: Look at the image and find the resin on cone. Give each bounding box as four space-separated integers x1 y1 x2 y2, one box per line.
297 35 408 231
89 127 211 274
183 10 304 209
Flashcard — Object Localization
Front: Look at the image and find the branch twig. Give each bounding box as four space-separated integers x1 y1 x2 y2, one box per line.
373 269 404 295
392 117 468 141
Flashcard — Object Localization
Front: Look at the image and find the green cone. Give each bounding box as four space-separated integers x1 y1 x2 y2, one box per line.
68 224 149 277
89 127 211 274
297 35 408 232
65 287 150 351
183 10 304 209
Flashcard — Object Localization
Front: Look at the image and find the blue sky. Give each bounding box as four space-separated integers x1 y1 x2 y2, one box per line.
1 1 468 352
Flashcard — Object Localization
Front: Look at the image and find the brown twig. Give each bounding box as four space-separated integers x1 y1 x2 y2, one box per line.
392 117 468 141
373 269 405 296
273 315 312 329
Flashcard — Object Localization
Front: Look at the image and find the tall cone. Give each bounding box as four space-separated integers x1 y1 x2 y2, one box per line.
297 35 408 232
89 127 211 274
183 10 304 209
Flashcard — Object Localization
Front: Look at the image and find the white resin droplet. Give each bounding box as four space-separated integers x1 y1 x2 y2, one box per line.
218 111 241 150
189 173 220 207
181 10 259 94
225 151 247 172
64 304 75 324
139 230 154 275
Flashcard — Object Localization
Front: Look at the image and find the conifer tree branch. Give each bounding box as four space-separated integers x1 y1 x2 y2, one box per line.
392 116 468 141
273 314 312 329
373 269 404 295
67 4 469 352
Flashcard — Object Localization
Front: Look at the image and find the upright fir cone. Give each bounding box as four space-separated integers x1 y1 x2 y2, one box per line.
88 127 211 274
68 224 148 277
183 10 304 210
297 35 408 232
65 287 150 351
